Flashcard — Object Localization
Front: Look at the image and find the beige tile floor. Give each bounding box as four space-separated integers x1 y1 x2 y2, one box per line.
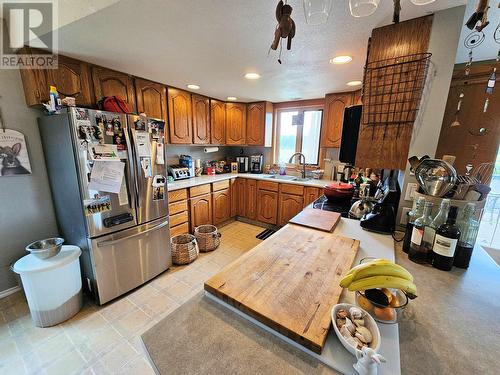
0 221 263 375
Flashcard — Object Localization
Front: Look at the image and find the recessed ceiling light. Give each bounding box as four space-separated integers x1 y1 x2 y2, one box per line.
187 84 200 90
227 96 238 101
244 72 261 80
330 55 353 64
346 80 362 86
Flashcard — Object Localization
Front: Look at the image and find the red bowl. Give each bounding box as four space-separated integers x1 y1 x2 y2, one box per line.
324 183 354 202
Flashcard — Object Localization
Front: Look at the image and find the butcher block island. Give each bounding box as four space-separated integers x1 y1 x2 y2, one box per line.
204 224 359 354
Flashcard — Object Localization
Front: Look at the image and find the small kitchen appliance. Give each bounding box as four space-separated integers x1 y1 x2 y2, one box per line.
179 155 195 177
250 154 264 174
360 173 400 234
168 165 193 180
237 156 249 173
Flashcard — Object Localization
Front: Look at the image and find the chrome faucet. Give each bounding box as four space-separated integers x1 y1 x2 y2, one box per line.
288 152 306 179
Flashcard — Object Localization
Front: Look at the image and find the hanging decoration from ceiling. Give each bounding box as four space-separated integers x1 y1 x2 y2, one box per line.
270 0 296 64
392 0 401 23
465 0 490 31
303 0 333 25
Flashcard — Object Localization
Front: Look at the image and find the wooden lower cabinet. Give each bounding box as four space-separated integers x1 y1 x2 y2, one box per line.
190 193 212 228
213 188 231 225
278 193 304 226
246 179 258 220
170 222 189 237
230 178 246 217
257 189 279 225
303 187 320 207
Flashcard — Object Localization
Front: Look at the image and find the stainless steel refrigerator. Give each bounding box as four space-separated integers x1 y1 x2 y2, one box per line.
38 108 171 305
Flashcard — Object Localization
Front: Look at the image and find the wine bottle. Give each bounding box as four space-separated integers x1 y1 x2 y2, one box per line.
421 199 450 259
402 197 425 253
432 206 460 271
454 203 479 269
409 201 434 264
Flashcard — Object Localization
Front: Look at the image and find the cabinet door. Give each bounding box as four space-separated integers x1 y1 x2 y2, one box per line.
246 102 265 145
168 88 193 144
230 178 246 217
246 179 258 220
190 193 212 228
352 90 362 105
278 193 304 226
320 92 353 148
20 51 93 107
192 94 211 144
135 78 167 121
257 190 278 224
303 187 320 207
210 99 226 144
212 188 231 225
91 66 136 111
226 103 246 145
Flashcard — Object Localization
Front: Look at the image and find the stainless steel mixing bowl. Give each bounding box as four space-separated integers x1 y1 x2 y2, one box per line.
25 238 64 259
415 159 457 197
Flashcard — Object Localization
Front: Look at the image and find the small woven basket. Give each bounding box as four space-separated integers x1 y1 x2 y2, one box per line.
194 225 221 252
171 234 199 265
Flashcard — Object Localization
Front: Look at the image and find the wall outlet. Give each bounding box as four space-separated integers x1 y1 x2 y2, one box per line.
400 207 411 225
404 183 418 201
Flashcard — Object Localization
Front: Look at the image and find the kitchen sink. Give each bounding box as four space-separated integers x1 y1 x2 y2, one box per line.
263 175 310 182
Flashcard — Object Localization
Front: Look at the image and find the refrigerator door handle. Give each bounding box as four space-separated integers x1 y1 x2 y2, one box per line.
96 219 169 247
122 128 135 210
128 128 141 208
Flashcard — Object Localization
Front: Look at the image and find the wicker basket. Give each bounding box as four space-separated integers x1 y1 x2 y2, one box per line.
171 234 199 265
194 225 221 252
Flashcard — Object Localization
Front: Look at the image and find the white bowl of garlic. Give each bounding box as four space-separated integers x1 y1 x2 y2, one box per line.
331 303 381 356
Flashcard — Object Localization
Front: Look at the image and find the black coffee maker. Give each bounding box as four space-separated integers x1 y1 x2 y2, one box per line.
360 172 400 234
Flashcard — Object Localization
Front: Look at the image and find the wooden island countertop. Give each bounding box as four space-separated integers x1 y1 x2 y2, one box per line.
204 224 359 354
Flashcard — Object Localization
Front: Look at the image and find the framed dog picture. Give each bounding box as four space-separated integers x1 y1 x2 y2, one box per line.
0 129 32 176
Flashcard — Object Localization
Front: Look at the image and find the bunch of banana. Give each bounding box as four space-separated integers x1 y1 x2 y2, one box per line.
340 259 417 299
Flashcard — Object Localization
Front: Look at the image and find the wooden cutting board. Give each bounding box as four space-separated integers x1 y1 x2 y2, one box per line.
289 208 341 232
204 225 359 354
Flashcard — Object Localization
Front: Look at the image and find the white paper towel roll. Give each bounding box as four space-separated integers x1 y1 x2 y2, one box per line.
204 146 219 153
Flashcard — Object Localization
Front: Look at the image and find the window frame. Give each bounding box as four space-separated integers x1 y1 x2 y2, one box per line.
274 102 324 168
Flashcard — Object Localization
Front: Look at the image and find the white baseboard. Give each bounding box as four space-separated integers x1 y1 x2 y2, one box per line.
0 286 22 299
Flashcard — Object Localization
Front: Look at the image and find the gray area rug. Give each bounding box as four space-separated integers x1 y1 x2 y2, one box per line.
141 292 338 375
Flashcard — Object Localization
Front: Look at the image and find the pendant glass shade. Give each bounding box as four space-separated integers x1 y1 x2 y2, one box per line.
410 0 436 4
303 0 333 25
349 0 380 18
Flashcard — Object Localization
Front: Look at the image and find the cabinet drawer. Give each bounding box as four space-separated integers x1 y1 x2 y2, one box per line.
280 183 304 196
169 200 188 215
257 180 279 192
170 222 189 237
168 189 188 203
190 184 211 197
212 179 230 192
170 211 189 227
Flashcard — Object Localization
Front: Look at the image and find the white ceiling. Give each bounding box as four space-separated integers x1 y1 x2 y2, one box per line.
455 0 500 64
55 0 466 102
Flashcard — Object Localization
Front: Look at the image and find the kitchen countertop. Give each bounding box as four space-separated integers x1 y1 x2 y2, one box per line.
395 241 500 375
166 173 337 191
207 218 401 375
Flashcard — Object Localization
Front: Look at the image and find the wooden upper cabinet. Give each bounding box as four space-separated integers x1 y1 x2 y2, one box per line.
278 193 304 226
210 99 226 144
321 92 354 148
20 51 93 107
134 78 167 120
192 94 210 144
246 102 265 145
352 90 362 105
91 66 136 112
226 103 246 145
167 88 193 144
